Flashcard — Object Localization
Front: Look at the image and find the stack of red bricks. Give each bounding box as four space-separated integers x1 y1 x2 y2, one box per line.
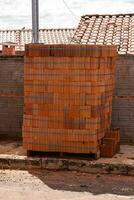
100 128 120 157
23 44 119 157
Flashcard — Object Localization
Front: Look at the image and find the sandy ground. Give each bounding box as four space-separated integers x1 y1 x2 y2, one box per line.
0 141 133 199
0 140 26 156
0 170 133 200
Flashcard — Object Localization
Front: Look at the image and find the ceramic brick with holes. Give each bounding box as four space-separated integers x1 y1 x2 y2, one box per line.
23 44 119 158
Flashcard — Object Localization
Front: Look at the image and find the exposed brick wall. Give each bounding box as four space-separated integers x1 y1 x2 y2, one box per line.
0 54 134 144
112 55 134 144
0 56 23 138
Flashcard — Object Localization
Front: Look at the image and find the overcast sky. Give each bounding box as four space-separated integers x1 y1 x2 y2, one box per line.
0 0 134 29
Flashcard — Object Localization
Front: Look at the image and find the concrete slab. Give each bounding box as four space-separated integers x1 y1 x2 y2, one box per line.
0 141 133 175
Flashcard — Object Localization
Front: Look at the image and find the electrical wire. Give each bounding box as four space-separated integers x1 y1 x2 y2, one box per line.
62 0 79 21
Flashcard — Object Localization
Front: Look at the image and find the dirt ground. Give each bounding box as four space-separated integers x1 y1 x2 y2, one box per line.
0 141 133 199
0 140 26 156
0 170 133 200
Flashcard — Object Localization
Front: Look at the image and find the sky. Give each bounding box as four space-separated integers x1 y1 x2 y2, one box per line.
0 0 134 29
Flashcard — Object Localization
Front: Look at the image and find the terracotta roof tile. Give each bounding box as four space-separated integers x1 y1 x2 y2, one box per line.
72 13 134 54
0 28 75 51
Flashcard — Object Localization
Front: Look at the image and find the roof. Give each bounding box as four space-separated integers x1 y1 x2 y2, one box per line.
0 28 75 51
0 41 17 46
72 13 134 54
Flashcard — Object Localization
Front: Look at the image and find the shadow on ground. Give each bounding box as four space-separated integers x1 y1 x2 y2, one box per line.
29 169 134 196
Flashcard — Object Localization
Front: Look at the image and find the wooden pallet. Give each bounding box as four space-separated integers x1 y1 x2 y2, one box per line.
27 149 100 160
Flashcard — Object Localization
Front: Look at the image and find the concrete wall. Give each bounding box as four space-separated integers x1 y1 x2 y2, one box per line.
112 55 134 144
0 56 23 138
0 54 134 144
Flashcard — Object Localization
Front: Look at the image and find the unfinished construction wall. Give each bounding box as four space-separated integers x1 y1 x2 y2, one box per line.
0 55 23 138
112 54 134 144
0 54 134 144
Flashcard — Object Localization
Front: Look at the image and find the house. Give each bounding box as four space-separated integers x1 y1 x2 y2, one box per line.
72 13 134 144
